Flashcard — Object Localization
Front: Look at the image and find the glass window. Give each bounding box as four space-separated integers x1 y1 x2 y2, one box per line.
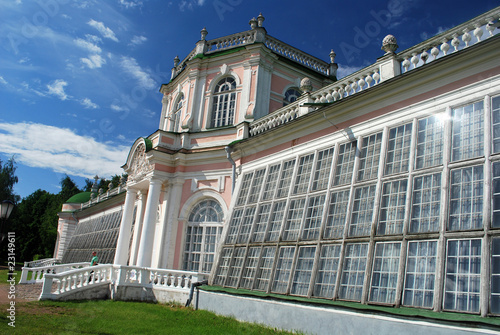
211 77 236 128
265 201 287 242
276 159 296 198
334 141 357 186
272 246 296 293
358 133 382 181
251 203 271 242
385 123 412 175
262 164 280 200
415 115 444 169
254 246 276 291
369 242 401 304
410 173 441 233
226 247 246 288
225 208 243 244
444 239 481 313
240 247 261 289
403 240 437 308
451 101 484 162
291 246 316 296
283 88 302 106
314 244 341 298
339 243 369 301
171 94 183 132
302 194 326 240
236 172 253 206
491 237 500 314
293 154 314 194
492 96 500 153
248 168 266 203
237 206 256 244
492 162 500 228
378 179 407 235
349 185 376 237
449 166 483 231
324 189 350 239
312 147 334 191
214 247 233 286
282 197 306 241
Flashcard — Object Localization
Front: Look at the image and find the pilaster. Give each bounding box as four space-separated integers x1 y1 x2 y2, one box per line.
113 187 138 265
128 190 147 266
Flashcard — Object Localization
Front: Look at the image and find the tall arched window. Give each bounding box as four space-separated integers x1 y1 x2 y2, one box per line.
184 199 224 274
283 88 302 106
211 77 236 128
171 95 183 132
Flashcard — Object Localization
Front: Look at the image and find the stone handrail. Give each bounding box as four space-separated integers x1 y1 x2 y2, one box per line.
20 262 90 284
115 266 204 290
24 258 60 268
265 35 330 76
206 30 257 54
397 6 500 73
249 103 301 136
81 183 126 209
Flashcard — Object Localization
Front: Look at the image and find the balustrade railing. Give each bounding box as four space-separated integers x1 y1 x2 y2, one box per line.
24 258 59 268
20 262 90 284
80 183 126 209
249 104 300 136
206 30 256 54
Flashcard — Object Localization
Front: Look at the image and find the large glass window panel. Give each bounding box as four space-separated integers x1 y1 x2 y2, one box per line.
293 154 314 194
291 246 317 296
444 239 481 313
385 123 412 175
451 101 484 162
248 168 266 203
370 242 401 304
276 159 296 198
265 200 287 242
492 162 500 228
254 247 276 291
339 243 369 301
202 226 223 273
272 246 296 293
324 189 350 239
492 96 500 153
183 226 202 271
240 247 261 290
378 179 407 235
403 240 437 308
358 133 382 181
491 238 500 314
214 247 234 286
237 206 256 244
302 194 326 240
251 203 271 242
410 173 441 233
236 172 253 206
172 94 183 132
211 77 236 128
335 141 357 186
282 198 306 241
262 164 281 200
312 147 334 191
449 166 483 231
415 115 444 169
225 208 243 244
314 244 341 298
226 247 246 288
349 185 376 237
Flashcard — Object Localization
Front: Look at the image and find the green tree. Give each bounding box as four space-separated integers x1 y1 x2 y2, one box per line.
0 156 20 203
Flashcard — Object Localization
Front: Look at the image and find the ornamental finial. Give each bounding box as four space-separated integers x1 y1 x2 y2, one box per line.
200 27 208 41
249 17 257 29
381 34 398 54
257 13 265 27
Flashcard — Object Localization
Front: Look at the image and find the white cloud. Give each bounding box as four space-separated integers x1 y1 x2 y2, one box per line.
120 56 156 89
179 0 206 11
47 79 69 100
80 54 106 69
119 0 143 8
130 35 147 46
87 19 119 42
110 104 129 112
0 76 7 85
81 98 99 109
74 38 102 53
0 122 129 178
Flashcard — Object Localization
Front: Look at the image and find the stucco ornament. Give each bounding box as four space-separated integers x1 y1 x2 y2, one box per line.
129 143 153 182
300 77 313 93
381 34 398 54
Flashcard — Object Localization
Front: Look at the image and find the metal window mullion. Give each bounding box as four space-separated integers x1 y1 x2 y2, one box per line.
332 241 346 300
235 246 250 289
308 150 320 193
266 245 281 294
344 136 363 239
307 241 322 298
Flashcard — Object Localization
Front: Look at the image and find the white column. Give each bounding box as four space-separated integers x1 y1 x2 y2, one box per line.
128 190 146 266
136 178 163 268
160 179 184 269
114 188 138 265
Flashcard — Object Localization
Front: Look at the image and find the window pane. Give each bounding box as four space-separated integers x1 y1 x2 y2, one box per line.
211 77 236 127
339 243 369 301
265 201 287 241
385 123 412 175
214 248 234 286
378 179 407 235
254 247 276 291
403 240 437 308
282 198 306 241
491 238 500 314
248 168 266 203
314 244 341 298
236 172 253 206
349 185 376 237
293 154 314 194
251 203 271 242
415 115 444 169
226 247 246 288
324 189 350 239
302 194 326 240
272 246 296 293
448 166 483 231
262 164 280 200
493 162 500 228
237 206 256 244
276 159 296 198
240 247 261 289
291 246 317 296
369 242 401 304
451 101 484 161
444 239 481 313
410 173 441 233
358 133 382 181
335 141 357 186
312 147 334 191
492 96 500 153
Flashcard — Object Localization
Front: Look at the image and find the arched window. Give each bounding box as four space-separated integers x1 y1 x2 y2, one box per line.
283 88 302 106
184 199 224 274
211 77 236 128
170 95 183 132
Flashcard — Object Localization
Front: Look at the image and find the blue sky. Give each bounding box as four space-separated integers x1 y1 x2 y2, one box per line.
0 0 498 199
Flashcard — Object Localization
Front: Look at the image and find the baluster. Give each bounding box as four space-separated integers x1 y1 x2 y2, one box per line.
358 77 365 91
462 28 472 47
486 19 496 36
430 46 439 60
402 57 410 72
365 74 373 88
55 280 62 294
440 39 450 55
351 81 358 94
325 91 333 103
451 34 460 51
410 53 419 69
71 274 76 289
473 24 483 42
319 93 327 103
420 50 429 64
176 275 183 288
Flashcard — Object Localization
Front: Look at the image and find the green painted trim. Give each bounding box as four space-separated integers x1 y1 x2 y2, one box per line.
194 46 246 60
143 137 153 152
201 286 500 328
66 192 91 203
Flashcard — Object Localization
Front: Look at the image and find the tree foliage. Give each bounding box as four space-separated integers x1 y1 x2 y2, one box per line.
0 156 20 203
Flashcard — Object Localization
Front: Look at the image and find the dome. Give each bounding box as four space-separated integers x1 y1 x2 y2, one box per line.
66 192 92 204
